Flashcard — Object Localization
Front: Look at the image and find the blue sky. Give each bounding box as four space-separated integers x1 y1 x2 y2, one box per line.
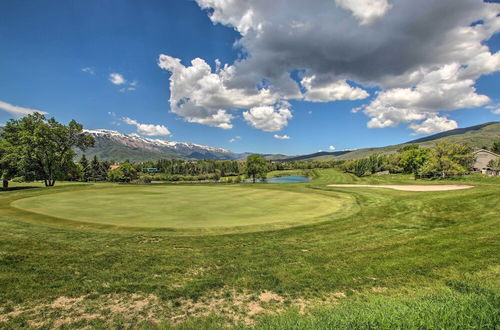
1 0 499 155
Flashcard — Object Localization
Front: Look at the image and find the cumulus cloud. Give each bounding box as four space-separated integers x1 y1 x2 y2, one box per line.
273 134 291 140
109 73 126 85
122 117 171 136
492 108 500 115
229 136 241 143
362 63 492 132
409 115 458 135
329 145 336 151
156 0 500 133
158 55 282 130
243 104 292 132
301 76 369 102
0 100 48 116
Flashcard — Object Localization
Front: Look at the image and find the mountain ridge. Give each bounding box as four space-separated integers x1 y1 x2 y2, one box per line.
292 121 500 161
77 122 500 162
79 129 243 162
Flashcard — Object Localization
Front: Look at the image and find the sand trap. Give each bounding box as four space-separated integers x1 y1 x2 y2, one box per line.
327 184 474 191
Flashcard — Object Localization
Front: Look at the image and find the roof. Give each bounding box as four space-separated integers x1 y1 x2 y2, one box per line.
473 149 500 157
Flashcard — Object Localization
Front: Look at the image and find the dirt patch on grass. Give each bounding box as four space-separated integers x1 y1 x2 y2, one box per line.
50 296 85 309
327 184 474 191
0 289 348 327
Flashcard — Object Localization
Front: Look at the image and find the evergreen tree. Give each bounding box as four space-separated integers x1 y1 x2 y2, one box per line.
79 155 90 181
90 155 102 181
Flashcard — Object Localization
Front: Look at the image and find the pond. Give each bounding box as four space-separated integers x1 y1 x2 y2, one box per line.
266 175 311 183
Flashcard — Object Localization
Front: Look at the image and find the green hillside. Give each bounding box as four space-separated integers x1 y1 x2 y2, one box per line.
309 122 500 161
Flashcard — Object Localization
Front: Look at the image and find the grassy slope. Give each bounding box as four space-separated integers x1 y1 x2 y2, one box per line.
312 121 500 161
0 170 498 328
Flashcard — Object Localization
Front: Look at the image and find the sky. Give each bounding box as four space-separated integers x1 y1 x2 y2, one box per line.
0 0 499 155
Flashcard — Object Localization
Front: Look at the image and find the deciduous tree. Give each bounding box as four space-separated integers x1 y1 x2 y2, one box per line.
2 113 94 186
419 143 473 178
400 147 430 179
0 139 19 190
245 154 268 183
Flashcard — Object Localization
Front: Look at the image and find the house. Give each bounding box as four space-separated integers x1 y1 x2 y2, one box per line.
472 149 499 175
109 164 120 171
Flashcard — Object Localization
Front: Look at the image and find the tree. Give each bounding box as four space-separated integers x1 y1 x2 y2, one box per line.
400 147 430 179
1 113 94 186
487 158 500 173
398 144 420 152
367 153 385 174
341 158 370 177
492 141 500 154
0 139 19 190
79 155 90 182
245 154 268 183
90 155 103 181
107 162 137 182
352 158 370 177
419 142 474 178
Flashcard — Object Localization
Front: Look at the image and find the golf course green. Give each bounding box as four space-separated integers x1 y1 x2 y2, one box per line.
11 185 351 229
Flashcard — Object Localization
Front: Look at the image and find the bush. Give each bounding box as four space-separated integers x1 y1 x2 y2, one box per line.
136 174 153 184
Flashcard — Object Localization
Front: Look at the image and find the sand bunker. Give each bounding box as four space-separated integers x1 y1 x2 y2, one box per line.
327 184 474 191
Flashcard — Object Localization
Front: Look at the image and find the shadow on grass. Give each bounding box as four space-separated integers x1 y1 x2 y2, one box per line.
1 186 40 192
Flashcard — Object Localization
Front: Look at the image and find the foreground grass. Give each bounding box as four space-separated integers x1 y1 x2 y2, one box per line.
0 170 499 328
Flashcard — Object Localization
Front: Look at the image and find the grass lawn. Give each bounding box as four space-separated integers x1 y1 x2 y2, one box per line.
0 169 498 328
10 185 351 232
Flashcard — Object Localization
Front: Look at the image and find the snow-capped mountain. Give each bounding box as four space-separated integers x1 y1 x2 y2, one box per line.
80 129 243 162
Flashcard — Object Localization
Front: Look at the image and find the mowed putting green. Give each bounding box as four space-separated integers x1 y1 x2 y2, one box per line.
11 185 350 229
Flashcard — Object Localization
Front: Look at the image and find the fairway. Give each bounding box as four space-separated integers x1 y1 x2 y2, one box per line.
11 185 349 229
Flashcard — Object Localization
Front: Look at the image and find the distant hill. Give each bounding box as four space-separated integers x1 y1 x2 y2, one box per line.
284 122 500 161
274 151 351 162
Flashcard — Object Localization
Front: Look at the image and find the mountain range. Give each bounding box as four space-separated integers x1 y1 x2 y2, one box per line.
78 129 248 162
78 122 500 162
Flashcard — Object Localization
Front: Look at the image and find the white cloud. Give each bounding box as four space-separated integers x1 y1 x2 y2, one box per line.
335 0 392 25
408 115 458 135
492 108 500 115
301 76 369 102
329 145 336 151
243 104 292 132
229 136 241 143
158 55 281 130
273 134 291 140
81 67 95 75
155 0 500 133
109 73 126 85
362 63 492 131
122 117 171 136
108 73 138 92
0 100 48 116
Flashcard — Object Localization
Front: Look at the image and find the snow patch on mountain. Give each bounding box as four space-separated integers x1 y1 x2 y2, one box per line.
83 129 236 159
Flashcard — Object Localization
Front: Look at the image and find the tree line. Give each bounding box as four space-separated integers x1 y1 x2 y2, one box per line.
340 142 477 179
1 114 497 188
